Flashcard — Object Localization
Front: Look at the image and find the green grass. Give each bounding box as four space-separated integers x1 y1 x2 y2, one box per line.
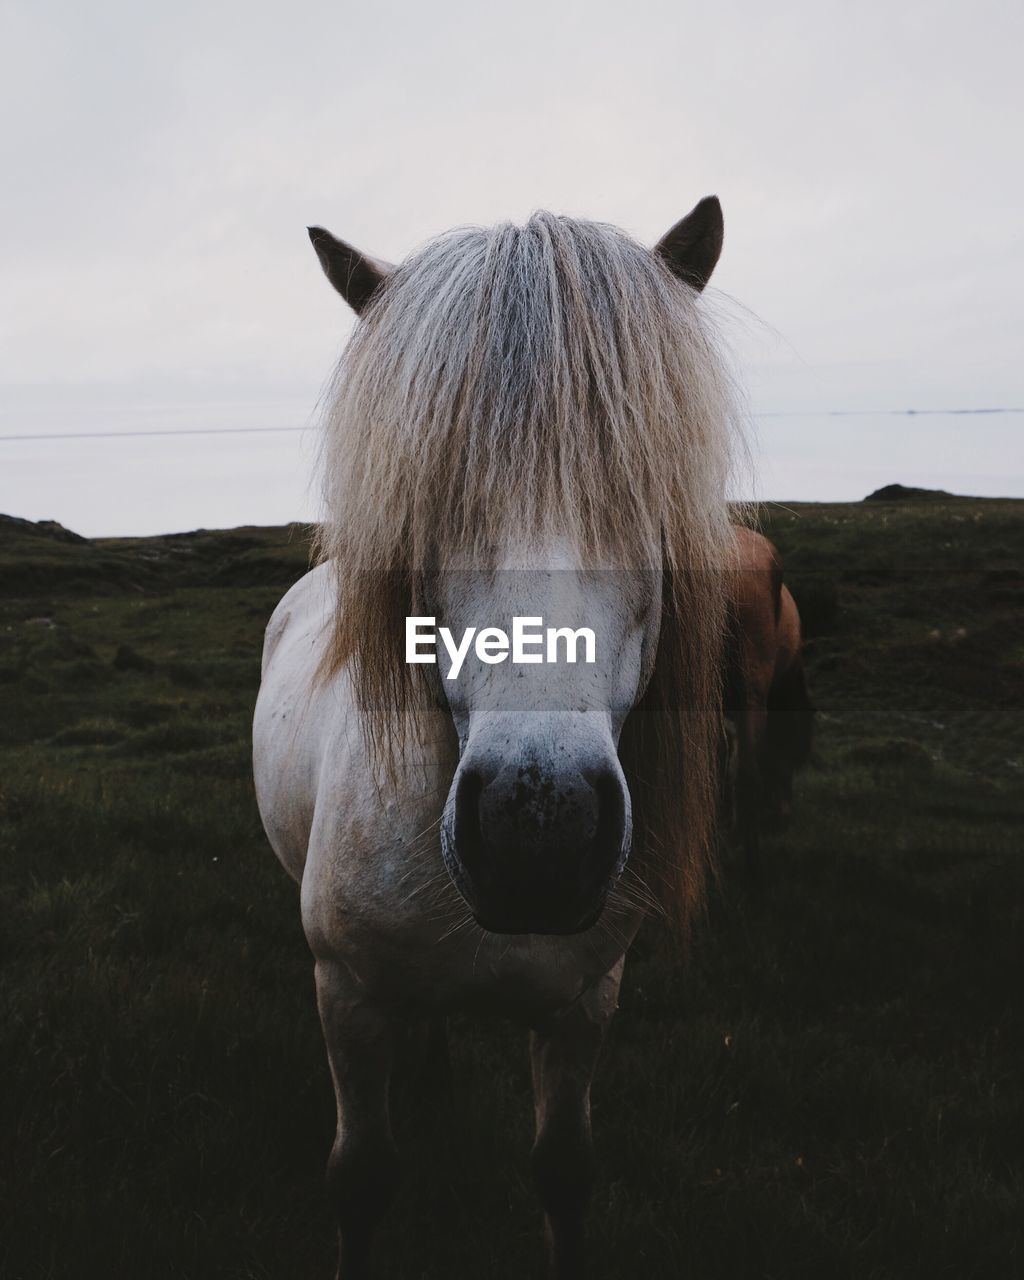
0 501 1021 1279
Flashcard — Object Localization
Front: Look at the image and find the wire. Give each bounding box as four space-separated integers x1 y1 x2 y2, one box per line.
0 425 311 442
0 407 1021 443
755 408 1024 418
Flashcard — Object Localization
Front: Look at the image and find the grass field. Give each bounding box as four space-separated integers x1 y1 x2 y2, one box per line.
1 499 1021 1280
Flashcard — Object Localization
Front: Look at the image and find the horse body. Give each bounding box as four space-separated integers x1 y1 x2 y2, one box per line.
253 198 746 1278
725 526 814 881
254 562 636 1018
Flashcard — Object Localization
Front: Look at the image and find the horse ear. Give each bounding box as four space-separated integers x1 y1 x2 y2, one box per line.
654 196 724 292
307 226 394 314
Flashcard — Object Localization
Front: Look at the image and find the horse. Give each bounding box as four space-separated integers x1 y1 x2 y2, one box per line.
252 196 748 1279
723 525 814 885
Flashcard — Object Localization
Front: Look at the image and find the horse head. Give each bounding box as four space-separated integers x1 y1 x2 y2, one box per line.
310 196 737 937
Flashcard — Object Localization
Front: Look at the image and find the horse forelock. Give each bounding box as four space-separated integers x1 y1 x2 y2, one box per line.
313 209 749 932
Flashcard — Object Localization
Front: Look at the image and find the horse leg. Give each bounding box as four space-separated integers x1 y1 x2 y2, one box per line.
530 959 623 1280
736 700 768 890
315 960 400 1280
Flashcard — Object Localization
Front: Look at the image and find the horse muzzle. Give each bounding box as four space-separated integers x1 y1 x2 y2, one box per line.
441 734 631 935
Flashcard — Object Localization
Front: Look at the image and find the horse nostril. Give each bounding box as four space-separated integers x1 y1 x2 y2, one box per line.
453 768 485 869
592 769 628 869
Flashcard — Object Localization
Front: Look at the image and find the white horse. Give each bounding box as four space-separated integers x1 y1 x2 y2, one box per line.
253 198 745 1279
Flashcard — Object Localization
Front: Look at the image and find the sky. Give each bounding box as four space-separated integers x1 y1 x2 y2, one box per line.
1 0 1022 536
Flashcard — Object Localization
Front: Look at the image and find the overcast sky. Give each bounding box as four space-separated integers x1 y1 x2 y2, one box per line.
1 0 1021 536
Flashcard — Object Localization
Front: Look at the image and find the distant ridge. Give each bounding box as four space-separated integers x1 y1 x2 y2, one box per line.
863 484 962 503
0 513 87 543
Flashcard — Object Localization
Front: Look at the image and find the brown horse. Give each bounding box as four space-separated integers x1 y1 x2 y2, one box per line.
724 526 814 884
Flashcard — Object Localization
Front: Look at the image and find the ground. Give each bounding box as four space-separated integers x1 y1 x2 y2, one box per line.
0 499 1021 1279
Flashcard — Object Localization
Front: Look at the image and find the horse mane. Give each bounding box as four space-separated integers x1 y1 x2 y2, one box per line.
314 210 748 933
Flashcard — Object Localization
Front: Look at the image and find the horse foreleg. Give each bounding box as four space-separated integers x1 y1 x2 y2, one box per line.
315 960 400 1280
530 959 623 1280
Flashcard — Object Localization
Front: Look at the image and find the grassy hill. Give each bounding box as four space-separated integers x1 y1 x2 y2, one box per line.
1 499 1021 1279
